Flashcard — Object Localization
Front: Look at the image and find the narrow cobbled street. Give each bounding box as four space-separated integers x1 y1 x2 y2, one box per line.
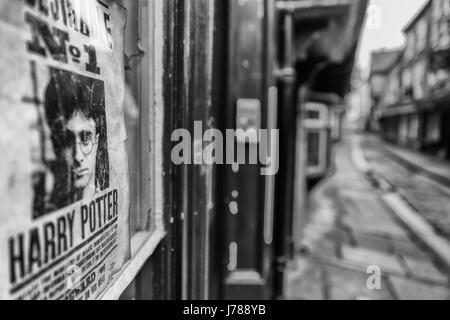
285 133 450 300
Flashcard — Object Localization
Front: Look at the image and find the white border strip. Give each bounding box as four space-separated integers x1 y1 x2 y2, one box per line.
99 230 166 300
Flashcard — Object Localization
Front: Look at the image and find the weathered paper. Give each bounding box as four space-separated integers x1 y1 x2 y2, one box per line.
0 0 130 300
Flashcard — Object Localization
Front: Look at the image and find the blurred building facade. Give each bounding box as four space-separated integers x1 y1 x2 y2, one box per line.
346 66 372 132
0 0 368 300
369 0 450 158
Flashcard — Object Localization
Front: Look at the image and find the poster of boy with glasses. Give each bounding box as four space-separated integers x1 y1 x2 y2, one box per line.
35 68 110 218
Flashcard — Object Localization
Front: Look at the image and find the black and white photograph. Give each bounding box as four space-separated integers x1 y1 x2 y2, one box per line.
33 68 110 218
1 0 450 308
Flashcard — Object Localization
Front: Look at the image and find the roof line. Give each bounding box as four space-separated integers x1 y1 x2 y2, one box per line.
402 0 432 33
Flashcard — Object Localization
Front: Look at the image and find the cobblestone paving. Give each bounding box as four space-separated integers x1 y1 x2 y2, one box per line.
361 136 450 237
285 136 450 300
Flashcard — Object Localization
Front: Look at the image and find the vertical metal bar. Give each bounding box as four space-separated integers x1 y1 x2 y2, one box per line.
203 0 216 300
263 86 278 246
209 0 229 300
283 11 294 69
181 0 190 301
273 9 297 299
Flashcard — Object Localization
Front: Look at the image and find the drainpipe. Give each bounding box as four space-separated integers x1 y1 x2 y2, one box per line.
273 7 298 299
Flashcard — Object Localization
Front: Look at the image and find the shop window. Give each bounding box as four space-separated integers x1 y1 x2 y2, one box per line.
123 0 151 237
425 112 441 144
307 131 321 167
0 0 166 301
304 102 330 177
100 0 165 300
306 110 321 120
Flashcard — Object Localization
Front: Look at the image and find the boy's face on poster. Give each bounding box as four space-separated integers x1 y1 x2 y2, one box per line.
63 111 99 193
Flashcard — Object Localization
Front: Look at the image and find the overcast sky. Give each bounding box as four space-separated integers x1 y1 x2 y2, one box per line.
357 0 428 73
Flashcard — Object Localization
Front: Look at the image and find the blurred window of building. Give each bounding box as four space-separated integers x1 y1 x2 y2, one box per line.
399 115 409 144
412 60 426 99
431 0 450 50
431 1 440 49
437 68 450 83
408 114 420 142
405 32 416 61
371 75 385 97
385 66 400 106
425 112 442 143
402 68 413 99
427 69 437 89
416 17 428 53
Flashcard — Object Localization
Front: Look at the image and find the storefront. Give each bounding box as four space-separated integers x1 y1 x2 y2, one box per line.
0 0 367 300
0 0 171 300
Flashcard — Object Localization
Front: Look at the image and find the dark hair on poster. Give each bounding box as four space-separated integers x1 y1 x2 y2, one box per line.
33 68 110 219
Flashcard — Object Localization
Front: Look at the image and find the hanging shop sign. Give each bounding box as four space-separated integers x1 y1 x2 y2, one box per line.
0 0 130 300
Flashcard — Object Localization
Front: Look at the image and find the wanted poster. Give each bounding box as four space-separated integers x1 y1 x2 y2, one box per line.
0 0 131 300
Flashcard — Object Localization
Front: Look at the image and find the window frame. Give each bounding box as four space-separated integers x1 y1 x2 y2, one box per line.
304 102 329 177
98 0 166 300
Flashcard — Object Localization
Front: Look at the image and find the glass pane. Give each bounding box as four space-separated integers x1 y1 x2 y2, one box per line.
307 131 321 167
122 0 143 236
306 110 321 120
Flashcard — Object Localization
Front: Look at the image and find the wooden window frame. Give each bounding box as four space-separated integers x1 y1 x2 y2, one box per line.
98 0 166 300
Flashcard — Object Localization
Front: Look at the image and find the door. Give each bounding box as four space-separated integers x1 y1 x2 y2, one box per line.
219 0 277 300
